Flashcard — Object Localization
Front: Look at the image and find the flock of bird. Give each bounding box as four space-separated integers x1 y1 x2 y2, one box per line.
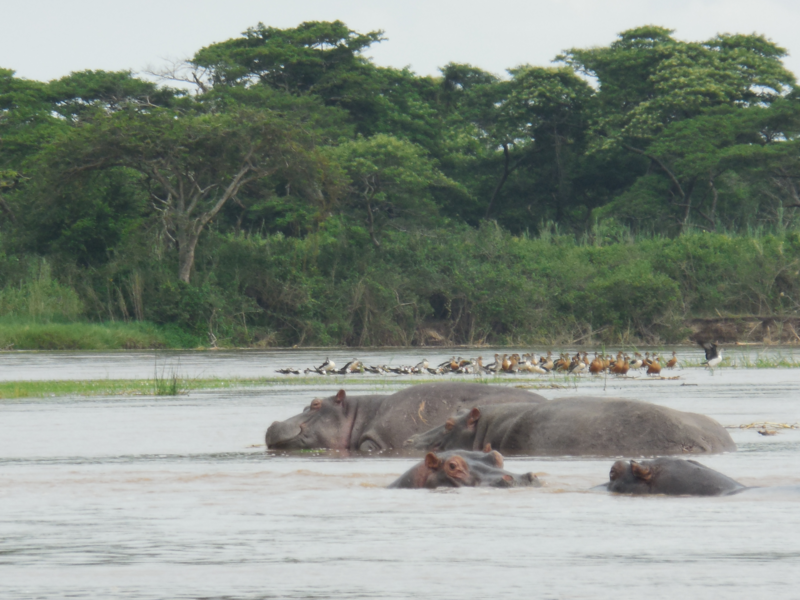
276 342 724 377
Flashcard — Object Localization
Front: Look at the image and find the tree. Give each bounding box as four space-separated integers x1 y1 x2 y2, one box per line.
329 134 459 247
561 27 798 231
44 106 327 282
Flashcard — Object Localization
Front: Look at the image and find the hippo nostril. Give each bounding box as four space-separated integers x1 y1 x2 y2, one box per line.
525 473 541 487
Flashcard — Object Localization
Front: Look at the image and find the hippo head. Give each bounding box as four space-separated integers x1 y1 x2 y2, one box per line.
404 407 481 451
390 449 541 489
266 390 355 450
606 457 745 496
606 459 653 494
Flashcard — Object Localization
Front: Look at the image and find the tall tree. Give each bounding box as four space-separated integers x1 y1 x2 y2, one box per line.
42 106 328 282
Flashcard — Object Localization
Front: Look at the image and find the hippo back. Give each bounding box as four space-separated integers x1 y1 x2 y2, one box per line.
501 396 735 456
357 383 547 451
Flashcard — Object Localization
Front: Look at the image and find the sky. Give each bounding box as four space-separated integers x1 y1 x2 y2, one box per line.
3 0 800 83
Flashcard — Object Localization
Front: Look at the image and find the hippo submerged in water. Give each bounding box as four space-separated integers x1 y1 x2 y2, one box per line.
405 397 735 456
389 449 541 489
604 457 746 496
265 383 547 452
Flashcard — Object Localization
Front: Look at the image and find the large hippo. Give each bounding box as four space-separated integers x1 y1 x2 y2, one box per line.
265 382 547 452
389 449 541 489
605 457 745 496
405 396 736 456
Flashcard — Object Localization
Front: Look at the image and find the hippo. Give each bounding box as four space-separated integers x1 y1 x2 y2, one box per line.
389 449 541 489
265 382 547 452
405 396 736 456
605 457 746 496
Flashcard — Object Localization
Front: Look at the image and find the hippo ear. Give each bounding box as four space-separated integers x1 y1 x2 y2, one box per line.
335 390 346 404
489 450 504 468
467 407 481 427
630 460 653 483
425 452 442 470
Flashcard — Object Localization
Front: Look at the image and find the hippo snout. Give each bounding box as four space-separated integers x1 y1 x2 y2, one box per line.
266 419 303 448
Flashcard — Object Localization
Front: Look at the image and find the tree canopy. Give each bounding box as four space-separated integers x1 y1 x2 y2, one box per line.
2 21 800 344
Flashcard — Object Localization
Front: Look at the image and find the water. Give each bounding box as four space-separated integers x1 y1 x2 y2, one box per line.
2 349 800 599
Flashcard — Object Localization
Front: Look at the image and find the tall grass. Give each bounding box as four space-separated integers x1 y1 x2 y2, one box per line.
0 259 83 322
0 318 200 350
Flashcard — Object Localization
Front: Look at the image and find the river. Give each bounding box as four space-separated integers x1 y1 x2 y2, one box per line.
1 348 799 599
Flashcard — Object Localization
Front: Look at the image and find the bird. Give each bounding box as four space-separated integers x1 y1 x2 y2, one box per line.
589 353 604 375
646 355 662 376
698 342 723 370
666 351 678 369
569 354 586 374
412 358 429 374
317 357 336 373
539 352 554 372
338 358 362 374
276 367 300 375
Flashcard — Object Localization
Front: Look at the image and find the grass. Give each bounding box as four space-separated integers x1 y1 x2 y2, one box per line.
679 352 800 369
0 372 601 399
0 318 203 350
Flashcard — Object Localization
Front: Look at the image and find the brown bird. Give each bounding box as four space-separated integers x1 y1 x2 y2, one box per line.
589 352 604 375
540 351 554 372
666 351 678 369
610 352 629 376
646 355 662 376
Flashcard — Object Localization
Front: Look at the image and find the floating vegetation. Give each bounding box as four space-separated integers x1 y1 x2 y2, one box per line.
728 421 799 430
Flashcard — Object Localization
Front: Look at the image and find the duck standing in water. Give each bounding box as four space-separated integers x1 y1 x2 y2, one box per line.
646 354 662 376
666 351 679 369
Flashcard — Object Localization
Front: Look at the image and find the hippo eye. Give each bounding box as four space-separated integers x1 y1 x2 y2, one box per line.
448 462 457 469
310 399 322 411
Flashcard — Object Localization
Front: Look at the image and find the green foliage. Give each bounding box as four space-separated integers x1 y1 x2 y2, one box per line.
2 22 800 348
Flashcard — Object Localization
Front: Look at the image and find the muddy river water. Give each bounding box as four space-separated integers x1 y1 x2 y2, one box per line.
2 348 800 599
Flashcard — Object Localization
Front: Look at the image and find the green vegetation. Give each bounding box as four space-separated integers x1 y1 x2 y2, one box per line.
2 23 800 348
681 351 800 368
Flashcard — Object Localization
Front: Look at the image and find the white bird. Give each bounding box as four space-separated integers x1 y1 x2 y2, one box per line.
317 357 336 373
699 342 723 370
413 359 429 374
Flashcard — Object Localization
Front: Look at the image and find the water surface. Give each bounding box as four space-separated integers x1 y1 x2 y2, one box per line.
1 349 799 599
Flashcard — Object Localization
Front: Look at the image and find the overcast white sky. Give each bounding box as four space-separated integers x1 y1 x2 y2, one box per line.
3 0 800 83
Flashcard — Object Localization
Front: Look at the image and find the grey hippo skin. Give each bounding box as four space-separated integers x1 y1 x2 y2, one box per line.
405 396 736 456
389 449 541 489
605 457 745 496
265 382 547 452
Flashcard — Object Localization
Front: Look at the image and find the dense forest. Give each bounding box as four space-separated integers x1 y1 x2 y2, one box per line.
2 22 800 348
